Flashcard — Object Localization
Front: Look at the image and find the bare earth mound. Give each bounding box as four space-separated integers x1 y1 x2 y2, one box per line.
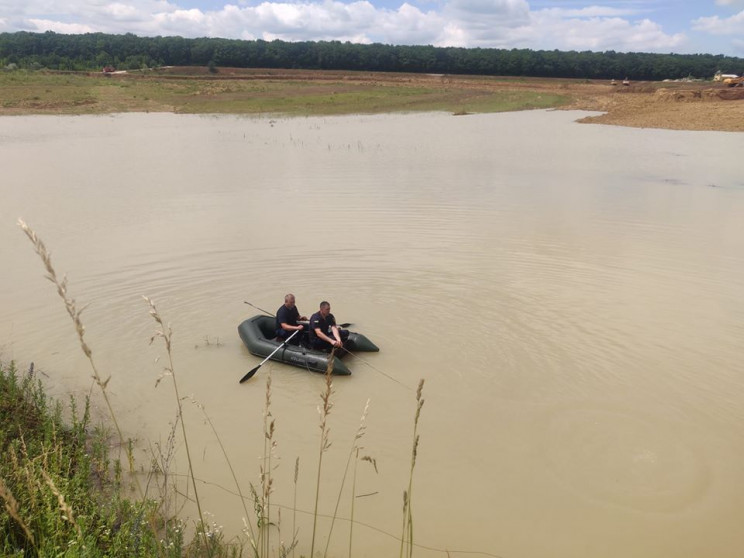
567 81 744 132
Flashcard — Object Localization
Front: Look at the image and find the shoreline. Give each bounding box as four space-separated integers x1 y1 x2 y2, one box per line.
1 67 743 131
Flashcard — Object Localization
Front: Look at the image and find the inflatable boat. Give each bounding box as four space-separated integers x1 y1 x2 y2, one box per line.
237 315 379 375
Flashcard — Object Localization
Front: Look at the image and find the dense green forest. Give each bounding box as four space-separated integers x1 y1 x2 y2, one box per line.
1 30 743 80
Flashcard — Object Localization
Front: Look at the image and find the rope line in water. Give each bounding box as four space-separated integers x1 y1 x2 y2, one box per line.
340 346 413 391
245 300 412 390
167 471 505 558
292 344 411 391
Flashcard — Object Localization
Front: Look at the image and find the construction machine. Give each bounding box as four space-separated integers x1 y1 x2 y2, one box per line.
723 76 744 87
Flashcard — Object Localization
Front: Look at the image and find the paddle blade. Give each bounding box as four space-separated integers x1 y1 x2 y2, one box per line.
239 365 260 383
339 322 353 328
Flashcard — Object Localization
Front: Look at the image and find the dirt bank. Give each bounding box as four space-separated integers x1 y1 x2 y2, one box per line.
235 69 743 132
5 66 744 131
156 67 744 131
569 81 744 131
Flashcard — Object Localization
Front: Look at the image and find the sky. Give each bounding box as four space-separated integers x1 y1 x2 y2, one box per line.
1 0 743 57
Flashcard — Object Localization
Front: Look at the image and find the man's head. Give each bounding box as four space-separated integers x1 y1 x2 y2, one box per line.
319 301 330 317
284 293 296 308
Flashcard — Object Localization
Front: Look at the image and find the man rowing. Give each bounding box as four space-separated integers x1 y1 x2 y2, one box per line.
276 293 307 346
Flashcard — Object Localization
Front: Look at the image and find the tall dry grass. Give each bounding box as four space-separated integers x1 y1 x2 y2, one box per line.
7 219 453 558
0 360 165 556
18 218 133 475
260 371 277 557
144 296 211 554
0 475 36 552
310 357 336 558
325 399 374 558
400 379 425 558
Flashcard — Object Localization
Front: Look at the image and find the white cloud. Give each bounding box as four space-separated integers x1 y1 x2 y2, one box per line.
0 0 715 55
26 18 95 34
435 0 529 46
437 22 470 47
378 4 446 45
105 3 144 19
444 0 530 30
559 6 637 18
503 8 686 52
692 10 744 35
446 0 529 18
247 1 383 41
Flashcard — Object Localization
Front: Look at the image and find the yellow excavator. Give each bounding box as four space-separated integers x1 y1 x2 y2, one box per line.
723 76 744 87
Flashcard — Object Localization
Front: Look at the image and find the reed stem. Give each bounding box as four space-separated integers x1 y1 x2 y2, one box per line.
324 399 371 558
260 371 277 557
144 296 211 556
311 354 335 557
400 379 425 558
18 219 134 472
292 456 299 558
188 395 259 554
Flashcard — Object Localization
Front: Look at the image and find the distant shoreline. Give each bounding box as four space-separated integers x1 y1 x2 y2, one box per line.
1 67 743 132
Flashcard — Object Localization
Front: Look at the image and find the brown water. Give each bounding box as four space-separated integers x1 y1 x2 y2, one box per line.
1 111 744 557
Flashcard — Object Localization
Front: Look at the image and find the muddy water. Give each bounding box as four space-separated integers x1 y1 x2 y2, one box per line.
1 111 744 557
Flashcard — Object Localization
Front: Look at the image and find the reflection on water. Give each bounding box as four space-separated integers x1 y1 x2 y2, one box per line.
1 111 744 557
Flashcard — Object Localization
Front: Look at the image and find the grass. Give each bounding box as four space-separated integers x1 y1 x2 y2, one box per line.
144 296 210 554
1 220 443 557
0 359 243 557
400 380 425 558
0 360 161 556
0 71 99 112
0 68 571 116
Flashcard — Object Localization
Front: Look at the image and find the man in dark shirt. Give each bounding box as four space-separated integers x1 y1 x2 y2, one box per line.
276 293 307 345
309 301 349 351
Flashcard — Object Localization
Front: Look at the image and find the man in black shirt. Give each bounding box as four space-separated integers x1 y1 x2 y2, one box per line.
309 301 349 351
276 293 307 345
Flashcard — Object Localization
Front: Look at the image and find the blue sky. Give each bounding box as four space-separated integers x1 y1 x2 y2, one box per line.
1 0 743 57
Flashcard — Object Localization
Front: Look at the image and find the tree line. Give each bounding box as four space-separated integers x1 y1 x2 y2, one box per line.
1 30 743 81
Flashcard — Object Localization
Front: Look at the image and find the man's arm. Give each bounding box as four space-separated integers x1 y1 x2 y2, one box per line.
279 307 303 332
314 327 340 346
328 314 342 343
